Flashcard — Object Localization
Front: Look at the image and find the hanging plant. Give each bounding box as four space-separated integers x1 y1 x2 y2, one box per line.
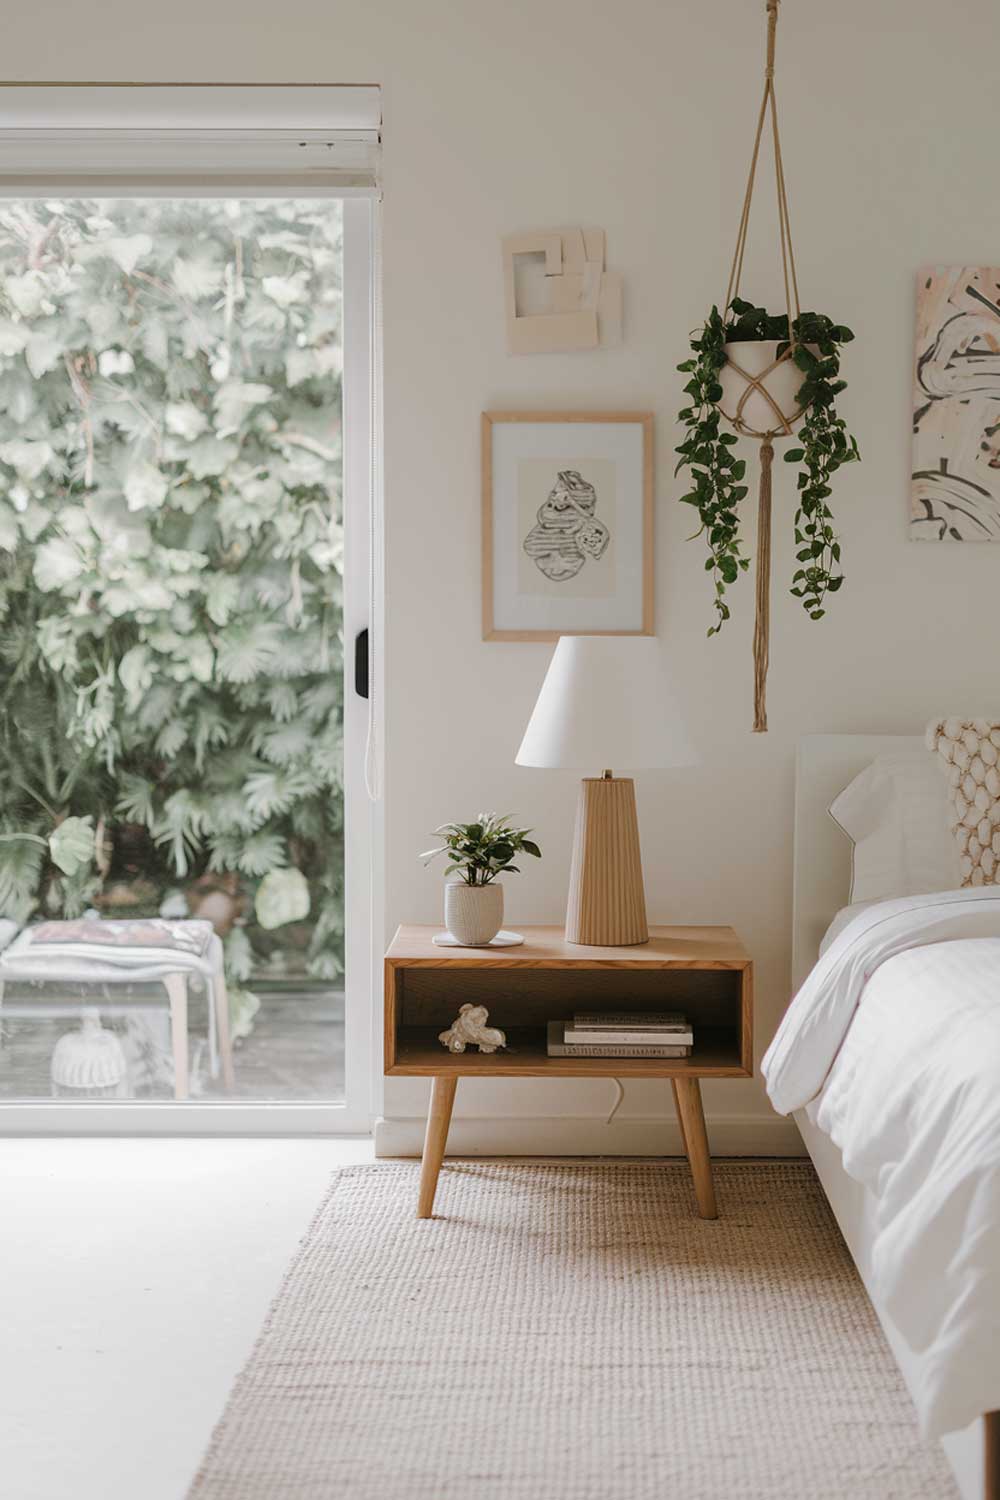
673 0 861 732
677 299 859 630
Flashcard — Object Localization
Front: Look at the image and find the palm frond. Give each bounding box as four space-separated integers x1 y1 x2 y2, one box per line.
0 836 43 921
192 703 230 771
259 718 314 767
114 773 158 829
242 768 318 821
152 789 209 877
266 681 299 723
234 830 287 876
214 621 281 683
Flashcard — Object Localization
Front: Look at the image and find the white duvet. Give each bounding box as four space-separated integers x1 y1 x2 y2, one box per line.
762 889 1000 1437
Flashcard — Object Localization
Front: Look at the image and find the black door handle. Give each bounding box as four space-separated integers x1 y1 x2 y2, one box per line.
354 628 370 699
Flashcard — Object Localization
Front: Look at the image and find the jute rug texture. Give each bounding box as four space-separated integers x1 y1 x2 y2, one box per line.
187 1161 956 1499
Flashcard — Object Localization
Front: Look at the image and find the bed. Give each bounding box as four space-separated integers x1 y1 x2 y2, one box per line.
777 733 1000 1500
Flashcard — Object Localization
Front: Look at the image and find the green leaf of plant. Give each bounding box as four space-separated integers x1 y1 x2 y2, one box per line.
48 816 96 877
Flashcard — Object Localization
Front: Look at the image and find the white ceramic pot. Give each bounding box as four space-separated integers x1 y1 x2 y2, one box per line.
444 882 504 946
718 340 817 436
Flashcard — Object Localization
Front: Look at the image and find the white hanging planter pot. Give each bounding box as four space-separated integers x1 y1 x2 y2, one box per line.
717 340 817 438
444 882 504 946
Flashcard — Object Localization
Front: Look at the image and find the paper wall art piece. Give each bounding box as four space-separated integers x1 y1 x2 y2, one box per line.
482 412 652 641
912 266 1000 540
502 228 623 354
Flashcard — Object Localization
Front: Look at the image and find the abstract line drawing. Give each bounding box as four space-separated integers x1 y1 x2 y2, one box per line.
522 469 611 582
912 266 1000 540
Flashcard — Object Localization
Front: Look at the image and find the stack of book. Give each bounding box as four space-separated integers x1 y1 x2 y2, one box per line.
546 1010 693 1058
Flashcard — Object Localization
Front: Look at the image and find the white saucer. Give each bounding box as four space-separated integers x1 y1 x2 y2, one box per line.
432 930 524 948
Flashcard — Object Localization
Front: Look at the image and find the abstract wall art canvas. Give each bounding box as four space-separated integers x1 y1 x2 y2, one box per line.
912 266 1000 540
482 413 652 640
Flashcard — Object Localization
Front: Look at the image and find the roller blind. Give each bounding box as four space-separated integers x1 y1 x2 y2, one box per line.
0 85 381 194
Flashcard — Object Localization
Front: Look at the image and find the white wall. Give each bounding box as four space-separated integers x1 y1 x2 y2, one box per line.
9 0 1000 1152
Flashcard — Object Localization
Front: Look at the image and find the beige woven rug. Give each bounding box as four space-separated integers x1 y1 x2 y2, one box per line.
187 1162 956 1500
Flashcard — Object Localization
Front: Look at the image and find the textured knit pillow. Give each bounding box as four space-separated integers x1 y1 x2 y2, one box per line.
926 718 1000 885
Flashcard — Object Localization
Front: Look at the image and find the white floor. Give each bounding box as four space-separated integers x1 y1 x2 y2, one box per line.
0 1137 375 1500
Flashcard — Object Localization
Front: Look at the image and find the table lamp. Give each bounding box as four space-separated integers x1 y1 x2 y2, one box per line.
516 636 697 946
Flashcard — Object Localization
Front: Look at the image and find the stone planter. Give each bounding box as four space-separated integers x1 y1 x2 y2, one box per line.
444 882 504 946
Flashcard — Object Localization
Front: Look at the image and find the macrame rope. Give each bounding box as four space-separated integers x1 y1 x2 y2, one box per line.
722 346 801 437
723 87 769 319
719 0 804 732
752 439 774 733
724 0 800 346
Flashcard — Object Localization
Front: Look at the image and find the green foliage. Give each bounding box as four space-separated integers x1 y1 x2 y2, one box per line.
0 197 346 990
48 816 96 876
255 867 310 930
421 814 542 887
675 305 748 635
0 838 45 923
676 298 860 633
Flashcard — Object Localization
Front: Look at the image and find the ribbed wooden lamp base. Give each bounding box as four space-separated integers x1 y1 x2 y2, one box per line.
565 777 649 946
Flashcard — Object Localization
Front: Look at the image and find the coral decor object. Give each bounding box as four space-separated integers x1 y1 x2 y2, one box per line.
438 1004 506 1055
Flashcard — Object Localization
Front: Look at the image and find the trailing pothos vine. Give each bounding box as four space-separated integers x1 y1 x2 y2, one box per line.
676 298 860 635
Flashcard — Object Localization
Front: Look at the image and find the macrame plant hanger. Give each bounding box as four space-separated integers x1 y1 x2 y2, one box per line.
721 0 804 733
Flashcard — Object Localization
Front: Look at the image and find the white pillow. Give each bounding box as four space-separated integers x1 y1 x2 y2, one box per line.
828 749 960 904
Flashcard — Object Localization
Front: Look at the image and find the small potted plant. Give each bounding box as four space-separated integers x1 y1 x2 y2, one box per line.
421 813 541 946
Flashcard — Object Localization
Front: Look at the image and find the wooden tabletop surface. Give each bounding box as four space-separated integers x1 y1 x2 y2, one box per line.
386 924 750 968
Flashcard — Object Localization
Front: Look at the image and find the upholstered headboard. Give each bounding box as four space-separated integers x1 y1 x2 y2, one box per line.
791 733 924 991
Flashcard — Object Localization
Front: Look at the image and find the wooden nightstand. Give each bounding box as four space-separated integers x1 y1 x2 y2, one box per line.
384 924 753 1220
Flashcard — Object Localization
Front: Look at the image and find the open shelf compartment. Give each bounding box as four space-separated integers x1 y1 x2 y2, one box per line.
386 960 751 1078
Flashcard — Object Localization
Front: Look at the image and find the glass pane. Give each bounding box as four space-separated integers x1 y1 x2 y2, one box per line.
0 198 345 1102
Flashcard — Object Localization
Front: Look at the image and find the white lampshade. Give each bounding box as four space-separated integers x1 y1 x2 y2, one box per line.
516 636 698 772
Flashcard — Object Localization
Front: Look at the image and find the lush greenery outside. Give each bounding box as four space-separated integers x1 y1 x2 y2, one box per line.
0 198 345 1037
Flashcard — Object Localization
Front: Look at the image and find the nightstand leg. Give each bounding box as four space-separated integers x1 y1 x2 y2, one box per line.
417 1075 458 1219
672 1078 718 1220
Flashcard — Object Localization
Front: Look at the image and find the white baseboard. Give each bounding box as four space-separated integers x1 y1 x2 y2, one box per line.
374 1112 805 1158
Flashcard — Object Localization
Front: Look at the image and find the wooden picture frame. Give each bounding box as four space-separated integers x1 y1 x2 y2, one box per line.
482 411 654 641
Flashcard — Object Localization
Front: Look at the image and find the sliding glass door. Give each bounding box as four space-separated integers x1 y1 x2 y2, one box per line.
0 191 375 1126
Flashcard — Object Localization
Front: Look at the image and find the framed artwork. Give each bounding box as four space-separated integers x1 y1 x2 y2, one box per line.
912 266 1000 540
482 411 653 641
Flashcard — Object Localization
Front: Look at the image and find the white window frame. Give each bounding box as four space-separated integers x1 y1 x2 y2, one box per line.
0 134 382 1137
